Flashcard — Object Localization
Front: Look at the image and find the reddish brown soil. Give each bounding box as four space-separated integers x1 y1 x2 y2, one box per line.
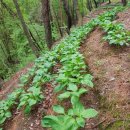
79 8 130 130
82 9 105 25
80 9 130 129
81 27 130 104
116 8 130 30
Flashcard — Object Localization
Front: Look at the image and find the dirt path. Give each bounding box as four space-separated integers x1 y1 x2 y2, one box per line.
0 63 33 100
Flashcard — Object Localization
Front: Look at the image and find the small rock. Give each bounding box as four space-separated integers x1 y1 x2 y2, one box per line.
29 127 33 130
35 120 40 125
109 77 115 81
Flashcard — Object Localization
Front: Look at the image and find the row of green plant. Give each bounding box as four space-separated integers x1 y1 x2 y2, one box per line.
17 51 58 114
0 17 97 130
96 7 130 46
0 88 23 125
0 49 61 130
0 7 125 130
41 19 99 130
0 66 37 129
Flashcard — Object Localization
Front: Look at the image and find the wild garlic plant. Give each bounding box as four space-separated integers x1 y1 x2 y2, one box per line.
97 7 130 46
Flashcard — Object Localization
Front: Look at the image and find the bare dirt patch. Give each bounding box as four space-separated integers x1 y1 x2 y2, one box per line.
80 27 130 129
116 8 130 30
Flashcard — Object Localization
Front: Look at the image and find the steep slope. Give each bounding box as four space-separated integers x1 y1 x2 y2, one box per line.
81 9 130 129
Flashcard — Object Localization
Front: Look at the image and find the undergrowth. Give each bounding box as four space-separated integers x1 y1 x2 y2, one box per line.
0 6 129 130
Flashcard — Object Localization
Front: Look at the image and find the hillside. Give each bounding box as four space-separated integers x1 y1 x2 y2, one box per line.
0 3 130 130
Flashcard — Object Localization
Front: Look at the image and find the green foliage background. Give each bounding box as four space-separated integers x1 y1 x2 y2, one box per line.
0 0 122 79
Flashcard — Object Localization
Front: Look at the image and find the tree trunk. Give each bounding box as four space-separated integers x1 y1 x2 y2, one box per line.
41 0 52 49
73 0 78 25
121 0 127 6
51 3 63 37
87 0 92 11
93 0 98 8
12 0 39 57
0 77 4 89
61 0 72 34
1 0 40 52
108 0 111 4
0 7 14 64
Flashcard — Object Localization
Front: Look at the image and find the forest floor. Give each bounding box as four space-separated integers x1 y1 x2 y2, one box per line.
1 6 130 130
81 8 130 130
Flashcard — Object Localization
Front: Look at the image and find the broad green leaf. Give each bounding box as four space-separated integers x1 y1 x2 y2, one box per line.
29 99 37 106
65 117 76 130
18 101 26 108
81 74 94 87
41 115 60 128
0 117 6 124
5 112 12 118
78 88 87 96
82 109 98 118
71 96 79 107
73 102 85 116
68 109 74 116
54 85 65 92
58 92 70 100
53 105 65 114
76 117 85 127
24 106 31 114
67 83 78 92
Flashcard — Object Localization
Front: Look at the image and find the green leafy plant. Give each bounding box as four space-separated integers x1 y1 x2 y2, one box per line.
42 103 98 130
97 7 130 46
41 10 101 130
58 87 87 101
18 87 44 114
0 101 12 124
42 10 98 130
0 88 22 125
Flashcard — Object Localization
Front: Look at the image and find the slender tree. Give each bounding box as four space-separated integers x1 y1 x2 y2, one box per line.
61 0 72 34
51 3 63 37
12 0 39 57
87 0 92 12
121 0 127 6
93 0 98 8
73 0 78 25
0 77 4 88
1 0 41 52
41 0 52 49
108 0 111 4
0 7 14 64
0 0 17 17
